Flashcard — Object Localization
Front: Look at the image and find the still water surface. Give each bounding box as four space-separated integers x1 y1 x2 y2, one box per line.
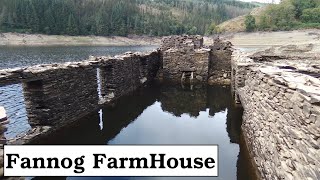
31 84 256 180
0 45 157 69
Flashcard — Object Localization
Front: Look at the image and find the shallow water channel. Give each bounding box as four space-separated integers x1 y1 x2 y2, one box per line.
30 83 257 180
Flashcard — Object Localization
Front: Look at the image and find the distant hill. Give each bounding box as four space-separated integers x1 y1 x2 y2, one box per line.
218 0 320 33
0 0 258 36
217 6 266 32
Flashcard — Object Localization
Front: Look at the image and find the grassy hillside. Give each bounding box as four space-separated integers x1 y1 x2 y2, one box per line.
0 0 257 36
217 6 266 32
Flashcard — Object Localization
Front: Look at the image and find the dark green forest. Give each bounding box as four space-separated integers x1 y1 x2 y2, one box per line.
0 0 256 36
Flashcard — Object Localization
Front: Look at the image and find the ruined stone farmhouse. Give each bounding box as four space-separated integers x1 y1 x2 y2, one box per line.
0 35 319 179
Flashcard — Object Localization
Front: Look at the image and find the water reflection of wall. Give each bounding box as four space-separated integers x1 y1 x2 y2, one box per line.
159 84 241 144
28 84 249 180
159 85 207 117
27 110 103 145
28 83 243 147
101 85 160 142
207 85 242 144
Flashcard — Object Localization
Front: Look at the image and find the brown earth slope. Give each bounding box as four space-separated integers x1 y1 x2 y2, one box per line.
217 7 266 33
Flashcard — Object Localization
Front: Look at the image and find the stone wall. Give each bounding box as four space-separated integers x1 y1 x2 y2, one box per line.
161 35 203 51
162 48 210 82
99 50 160 100
161 35 210 83
208 38 233 85
231 50 256 103
0 50 161 128
23 66 98 126
161 36 233 84
233 47 320 179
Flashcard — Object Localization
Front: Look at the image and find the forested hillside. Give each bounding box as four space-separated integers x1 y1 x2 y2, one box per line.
0 0 256 36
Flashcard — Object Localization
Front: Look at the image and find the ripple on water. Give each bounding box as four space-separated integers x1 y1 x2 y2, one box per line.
0 84 30 139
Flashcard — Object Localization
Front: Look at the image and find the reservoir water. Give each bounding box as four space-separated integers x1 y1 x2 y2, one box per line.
0 45 158 69
31 83 257 180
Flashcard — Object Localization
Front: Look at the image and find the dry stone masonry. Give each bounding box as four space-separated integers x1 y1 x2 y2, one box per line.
0 50 161 129
161 35 232 84
161 35 204 51
99 51 160 100
208 38 233 85
161 35 210 83
232 45 320 180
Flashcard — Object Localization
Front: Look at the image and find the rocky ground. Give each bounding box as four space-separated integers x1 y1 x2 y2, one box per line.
0 33 161 46
224 29 320 50
204 29 320 54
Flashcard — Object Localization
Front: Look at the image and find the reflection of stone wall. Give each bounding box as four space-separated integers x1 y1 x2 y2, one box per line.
25 111 102 145
159 84 243 144
206 85 231 116
101 85 160 141
206 85 242 144
160 85 207 117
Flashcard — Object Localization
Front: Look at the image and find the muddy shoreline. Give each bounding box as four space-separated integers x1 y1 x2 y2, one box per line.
0 33 161 46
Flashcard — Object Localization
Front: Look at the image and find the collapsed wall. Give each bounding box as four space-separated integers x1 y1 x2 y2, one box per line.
232 46 320 179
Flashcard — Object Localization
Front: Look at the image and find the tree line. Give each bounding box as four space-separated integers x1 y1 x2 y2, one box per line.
245 0 320 32
0 0 256 36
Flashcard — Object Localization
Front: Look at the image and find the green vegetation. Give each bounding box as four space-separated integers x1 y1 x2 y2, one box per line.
246 0 320 32
0 0 257 36
245 14 256 32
